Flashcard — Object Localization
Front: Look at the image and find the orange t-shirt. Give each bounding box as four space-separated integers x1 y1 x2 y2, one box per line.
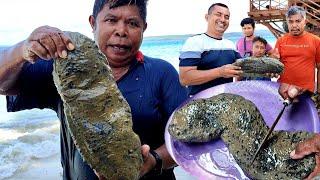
275 32 320 92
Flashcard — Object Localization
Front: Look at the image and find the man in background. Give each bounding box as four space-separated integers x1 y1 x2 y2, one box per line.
274 6 320 100
0 0 188 179
236 17 273 57
240 36 271 81
272 6 320 179
179 3 242 96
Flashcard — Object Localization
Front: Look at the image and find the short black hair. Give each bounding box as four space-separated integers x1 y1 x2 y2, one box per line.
240 17 255 29
208 3 229 14
252 36 268 46
92 0 148 22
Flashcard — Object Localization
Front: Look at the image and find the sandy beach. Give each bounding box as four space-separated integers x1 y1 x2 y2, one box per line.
6 154 196 180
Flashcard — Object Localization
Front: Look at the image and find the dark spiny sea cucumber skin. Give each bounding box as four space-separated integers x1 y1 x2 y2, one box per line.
169 93 315 179
233 57 284 78
52 32 142 180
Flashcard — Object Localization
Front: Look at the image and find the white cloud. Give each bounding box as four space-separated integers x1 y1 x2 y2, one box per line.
0 0 267 45
145 0 251 36
0 0 93 45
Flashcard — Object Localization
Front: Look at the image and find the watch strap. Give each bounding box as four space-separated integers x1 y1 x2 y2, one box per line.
149 150 163 175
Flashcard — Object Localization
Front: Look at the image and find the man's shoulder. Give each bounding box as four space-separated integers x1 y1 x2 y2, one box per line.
142 56 178 81
305 32 320 41
181 34 208 52
143 56 175 70
276 34 289 43
221 38 236 47
184 33 207 43
236 37 245 44
187 33 205 39
305 31 318 37
279 32 318 40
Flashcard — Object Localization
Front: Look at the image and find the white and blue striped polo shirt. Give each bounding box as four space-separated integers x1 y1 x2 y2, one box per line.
179 33 241 95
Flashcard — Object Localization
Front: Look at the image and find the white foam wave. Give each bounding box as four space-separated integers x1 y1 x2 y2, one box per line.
0 120 60 179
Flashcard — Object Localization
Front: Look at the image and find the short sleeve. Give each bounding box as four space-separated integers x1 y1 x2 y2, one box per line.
160 63 188 119
6 59 59 112
235 51 242 60
179 36 203 67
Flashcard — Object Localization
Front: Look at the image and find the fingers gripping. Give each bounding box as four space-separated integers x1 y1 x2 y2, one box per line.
293 134 320 159
219 64 242 78
22 26 74 62
306 154 320 179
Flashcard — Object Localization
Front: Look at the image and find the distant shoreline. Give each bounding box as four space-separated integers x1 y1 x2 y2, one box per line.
143 29 274 40
0 30 275 47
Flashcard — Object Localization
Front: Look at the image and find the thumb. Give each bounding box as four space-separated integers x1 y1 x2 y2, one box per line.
290 149 306 159
273 48 280 59
290 148 314 159
141 144 150 161
288 87 299 99
290 134 320 159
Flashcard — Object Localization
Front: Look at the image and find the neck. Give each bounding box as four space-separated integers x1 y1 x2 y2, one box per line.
245 35 254 40
290 31 306 37
206 30 223 39
111 65 130 81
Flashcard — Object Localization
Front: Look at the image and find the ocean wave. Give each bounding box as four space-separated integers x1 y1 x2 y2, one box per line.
0 120 60 179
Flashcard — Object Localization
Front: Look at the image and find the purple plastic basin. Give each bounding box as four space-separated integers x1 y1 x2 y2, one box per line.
165 81 320 180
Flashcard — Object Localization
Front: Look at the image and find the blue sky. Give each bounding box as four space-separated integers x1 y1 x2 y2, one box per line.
0 0 267 45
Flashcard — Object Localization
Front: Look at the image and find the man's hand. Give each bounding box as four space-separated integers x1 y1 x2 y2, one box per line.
21 25 75 63
94 144 155 179
278 83 305 100
290 134 320 179
93 170 106 180
269 48 280 59
218 64 242 78
139 144 156 178
265 73 280 79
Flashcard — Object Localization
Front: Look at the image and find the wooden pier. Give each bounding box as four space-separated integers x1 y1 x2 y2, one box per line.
248 0 320 38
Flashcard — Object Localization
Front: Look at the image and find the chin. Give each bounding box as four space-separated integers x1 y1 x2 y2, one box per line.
291 33 301 36
217 29 226 34
290 30 302 36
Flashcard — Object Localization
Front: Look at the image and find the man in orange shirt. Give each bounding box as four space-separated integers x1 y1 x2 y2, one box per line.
274 6 320 179
275 6 320 100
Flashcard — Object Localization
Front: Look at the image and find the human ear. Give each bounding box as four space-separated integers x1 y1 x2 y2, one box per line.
89 15 96 32
143 22 147 32
205 14 209 22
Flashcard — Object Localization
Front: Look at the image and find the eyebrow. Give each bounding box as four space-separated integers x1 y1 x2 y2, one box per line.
288 18 302 21
103 13 141 20
103 13 116 19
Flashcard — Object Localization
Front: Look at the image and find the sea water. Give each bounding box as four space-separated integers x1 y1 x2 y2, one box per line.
0 31 276 179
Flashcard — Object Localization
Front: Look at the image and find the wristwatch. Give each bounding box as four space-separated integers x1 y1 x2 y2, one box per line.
149 150 163 175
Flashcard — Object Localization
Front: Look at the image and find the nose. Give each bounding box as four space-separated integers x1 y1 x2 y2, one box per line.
219 16 226 22
115 22 128 38
291 21 300 28
291 22 297 27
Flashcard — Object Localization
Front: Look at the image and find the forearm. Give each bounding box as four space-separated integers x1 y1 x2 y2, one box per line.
0 41 26 94
155 144 176 169
179 67 221 86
